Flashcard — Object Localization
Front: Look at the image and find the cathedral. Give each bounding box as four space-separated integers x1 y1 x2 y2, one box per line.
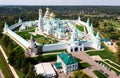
35 7 101 53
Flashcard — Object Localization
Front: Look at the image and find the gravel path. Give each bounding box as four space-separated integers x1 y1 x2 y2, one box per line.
0 69 4 78
0 45 19 78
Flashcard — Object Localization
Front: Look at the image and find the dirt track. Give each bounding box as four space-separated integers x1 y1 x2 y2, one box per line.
0 69 4 78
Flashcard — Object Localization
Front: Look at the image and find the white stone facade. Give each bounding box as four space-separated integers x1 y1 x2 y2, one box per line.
56 53 78 74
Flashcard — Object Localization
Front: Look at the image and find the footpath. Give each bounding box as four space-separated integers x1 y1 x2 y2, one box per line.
0 45 19 78
0 69 4 78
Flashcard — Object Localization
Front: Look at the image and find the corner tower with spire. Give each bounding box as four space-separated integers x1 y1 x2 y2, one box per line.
28 35 37 56
3 22 8 33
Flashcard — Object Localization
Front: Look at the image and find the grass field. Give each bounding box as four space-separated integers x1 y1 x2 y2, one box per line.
15 69 25 78
16 29 35 40
105 60 120 70
93 70 108 78
16 29 58 44
100 61 120 74
78 62 90 69
87 43 119 64
76 25 84 32
0 52 14 78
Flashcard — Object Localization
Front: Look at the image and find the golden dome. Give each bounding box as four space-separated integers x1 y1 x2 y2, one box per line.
39 8 42 13
46 7 50 12
50 12 56 18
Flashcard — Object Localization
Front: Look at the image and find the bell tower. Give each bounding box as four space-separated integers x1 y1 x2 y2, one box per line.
38 8 42 20
38 8 43 31
44 7 50 20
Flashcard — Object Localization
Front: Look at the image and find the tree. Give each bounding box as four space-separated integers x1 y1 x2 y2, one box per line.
72 70 92 78
116 47 120 62
8 49 25 69
35 74 43 78
37 46 42 55
116 42 120 47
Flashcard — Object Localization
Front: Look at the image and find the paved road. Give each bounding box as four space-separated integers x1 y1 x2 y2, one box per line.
71 52 120 78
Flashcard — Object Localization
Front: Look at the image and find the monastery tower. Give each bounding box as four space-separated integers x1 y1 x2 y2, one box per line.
18 17 22 23
29 35 37 55
38 8 42 20
3 22 8 33
44 7 50 20
38 8 43 31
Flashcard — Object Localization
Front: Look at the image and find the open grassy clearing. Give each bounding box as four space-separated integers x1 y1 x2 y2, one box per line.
104 20 120 28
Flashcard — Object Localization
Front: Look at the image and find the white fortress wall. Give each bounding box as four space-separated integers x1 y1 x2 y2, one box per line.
9 23 22 30
83 41 101 50
83 42 93 48
42 43 67 52
78 20 88 27
7 28 30 48
8 21 36 30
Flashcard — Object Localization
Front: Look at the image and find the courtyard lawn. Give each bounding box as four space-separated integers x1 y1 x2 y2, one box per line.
76 25 84 32
16 30 58 44
93 70 108 78
16 29 34 40
0 52 14 78
35 38 51 44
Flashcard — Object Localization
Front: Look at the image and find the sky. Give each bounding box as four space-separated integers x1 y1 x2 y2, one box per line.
0 0 120 6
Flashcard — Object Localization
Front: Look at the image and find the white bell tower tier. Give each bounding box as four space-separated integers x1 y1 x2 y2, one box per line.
37 8 43 32
43 7 50 20
38 8 42 20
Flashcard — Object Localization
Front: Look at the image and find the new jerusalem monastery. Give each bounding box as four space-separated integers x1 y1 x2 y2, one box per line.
2 7 103 77
3 7 101 57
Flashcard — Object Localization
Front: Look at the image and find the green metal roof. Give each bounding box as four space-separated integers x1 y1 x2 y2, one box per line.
54 62 62 69
58 52 77 65
104 38 110 42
